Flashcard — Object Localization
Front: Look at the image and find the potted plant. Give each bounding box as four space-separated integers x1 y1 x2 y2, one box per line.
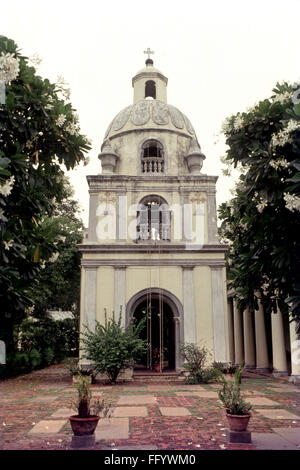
64 358 96 384
217 366 252 432
69 374 112 437
153 348 161 372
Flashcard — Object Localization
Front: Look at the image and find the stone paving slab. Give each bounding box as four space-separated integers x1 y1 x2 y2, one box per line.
117 395 156 405
50 408 72 418
147 385 174 391
256 409 300 420
273 427 300 445
174 385 206 391
251 432 298 450
159 407 191 417
121 386 148 391
95 418 129 440
246 397 279 406
175 391 218 398
28 420 67 434
113 406 148 417
29 396 59 402
269 385 300 393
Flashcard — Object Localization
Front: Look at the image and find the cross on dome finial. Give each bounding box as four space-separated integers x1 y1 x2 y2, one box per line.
143 48 154 60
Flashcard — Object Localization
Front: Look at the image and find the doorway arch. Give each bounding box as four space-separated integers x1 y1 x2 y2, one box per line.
126 288 184 371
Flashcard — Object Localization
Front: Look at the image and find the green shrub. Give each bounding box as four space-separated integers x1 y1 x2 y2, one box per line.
43 347 55 366
180 343 221 384
29 349 42 369
81 310 147 384
218 366 252 415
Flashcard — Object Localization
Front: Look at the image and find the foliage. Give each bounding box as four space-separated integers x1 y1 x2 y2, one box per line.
0 36 91 350
219 82 300 323
180 343 220 384
63 358 96 382
213 361 238 375
18 315 79 361
29 177 84 321
72 374 112 418
81 310 147 384
218 366 252 415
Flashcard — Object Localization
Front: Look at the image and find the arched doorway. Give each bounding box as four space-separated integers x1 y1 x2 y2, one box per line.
126 288 184 372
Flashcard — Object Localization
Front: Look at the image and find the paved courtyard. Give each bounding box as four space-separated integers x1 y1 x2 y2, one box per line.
0 364 299 450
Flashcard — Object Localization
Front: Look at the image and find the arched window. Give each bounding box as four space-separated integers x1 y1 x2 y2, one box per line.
145 80 156 99
136 195 171 241
141 139 164 174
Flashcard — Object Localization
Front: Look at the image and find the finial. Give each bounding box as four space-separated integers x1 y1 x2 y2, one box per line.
143 47 154 65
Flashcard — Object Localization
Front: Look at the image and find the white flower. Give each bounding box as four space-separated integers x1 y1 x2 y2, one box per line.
234 114 244 131
221 117 233 134
28 53 42 67
257 200 268 213
0 53 20 83
0 176 15 197
222 167 231 177
271 120 300 148
49 252 59 263
273 91 293 104
3 240 13 250
269 158 289 170
56 114 66 127
56 75 67 87
283 193 300 212
65 121 79 136
58 236 66 243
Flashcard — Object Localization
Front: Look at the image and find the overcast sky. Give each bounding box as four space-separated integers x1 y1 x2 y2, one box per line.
1 0 300 225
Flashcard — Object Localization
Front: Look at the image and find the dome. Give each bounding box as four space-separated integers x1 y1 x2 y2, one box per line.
103 99 197 142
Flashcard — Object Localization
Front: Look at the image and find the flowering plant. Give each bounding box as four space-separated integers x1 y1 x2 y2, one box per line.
219 81 300 321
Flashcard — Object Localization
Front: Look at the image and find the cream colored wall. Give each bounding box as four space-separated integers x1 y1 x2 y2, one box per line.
133 77 167 103
93 188 211 245
126 266 183 305
79 267 86 360
194 266 214 357
96 266 114 322
222 266 230 361
111 131 191 176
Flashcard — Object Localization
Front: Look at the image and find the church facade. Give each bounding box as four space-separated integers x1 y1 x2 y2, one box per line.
78 56 229 372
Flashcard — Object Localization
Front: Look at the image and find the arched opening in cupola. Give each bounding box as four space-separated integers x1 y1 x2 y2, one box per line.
145 80 156 99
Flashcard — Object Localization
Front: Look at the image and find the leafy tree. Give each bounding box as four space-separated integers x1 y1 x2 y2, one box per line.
81 311 147 383
29 176 84 320
219 82 300 325
0 36 91 350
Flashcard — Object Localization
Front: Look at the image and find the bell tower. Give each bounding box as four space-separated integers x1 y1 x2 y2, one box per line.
79 52 229 374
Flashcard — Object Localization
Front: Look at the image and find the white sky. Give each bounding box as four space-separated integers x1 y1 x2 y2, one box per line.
1 0 300 226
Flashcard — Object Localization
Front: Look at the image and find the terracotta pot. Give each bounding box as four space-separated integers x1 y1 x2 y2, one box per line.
226 413 251 432
69 415 100 436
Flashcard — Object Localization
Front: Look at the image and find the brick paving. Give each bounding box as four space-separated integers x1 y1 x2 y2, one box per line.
0 364 299 450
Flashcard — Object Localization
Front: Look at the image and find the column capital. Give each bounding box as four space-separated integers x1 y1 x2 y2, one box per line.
181 265 195 270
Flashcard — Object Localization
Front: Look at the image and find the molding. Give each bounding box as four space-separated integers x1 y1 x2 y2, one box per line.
86 174 219 186
81 259 226 268
78 243 227 254
108 127 191 141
